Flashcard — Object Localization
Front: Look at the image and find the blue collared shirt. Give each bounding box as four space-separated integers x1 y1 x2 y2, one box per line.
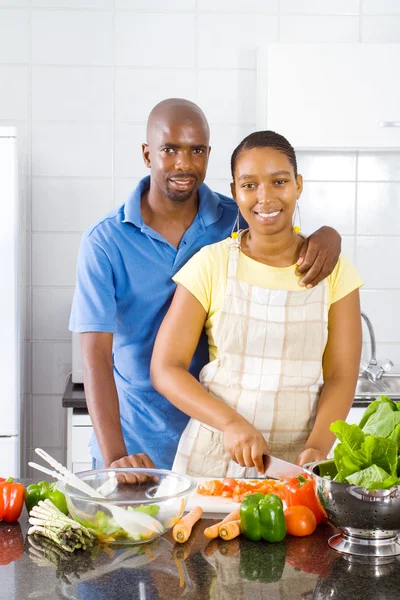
69 176 238 468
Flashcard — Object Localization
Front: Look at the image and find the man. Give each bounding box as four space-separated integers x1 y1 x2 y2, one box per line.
69 98 341 471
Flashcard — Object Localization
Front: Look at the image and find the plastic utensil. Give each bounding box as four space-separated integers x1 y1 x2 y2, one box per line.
30 449 164 537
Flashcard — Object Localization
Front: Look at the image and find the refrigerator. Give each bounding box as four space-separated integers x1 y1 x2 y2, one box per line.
0 128 20 476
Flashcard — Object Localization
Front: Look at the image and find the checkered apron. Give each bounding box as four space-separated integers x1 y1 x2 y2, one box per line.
172 231 329 477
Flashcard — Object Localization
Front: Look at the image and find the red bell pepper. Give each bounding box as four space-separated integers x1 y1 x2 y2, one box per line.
0 478 25 523
282 474 327 524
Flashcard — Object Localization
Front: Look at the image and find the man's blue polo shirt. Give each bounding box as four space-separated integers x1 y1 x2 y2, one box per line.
69 176 238 469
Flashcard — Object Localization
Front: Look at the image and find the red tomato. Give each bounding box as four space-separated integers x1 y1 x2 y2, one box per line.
284 505 317 537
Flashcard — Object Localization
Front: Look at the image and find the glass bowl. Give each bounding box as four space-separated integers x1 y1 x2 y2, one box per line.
57 468 197 545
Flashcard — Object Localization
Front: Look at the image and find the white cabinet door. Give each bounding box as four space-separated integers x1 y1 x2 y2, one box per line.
258 44 400 149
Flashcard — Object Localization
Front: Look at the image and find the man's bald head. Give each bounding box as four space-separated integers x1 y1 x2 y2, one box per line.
146 98 210 144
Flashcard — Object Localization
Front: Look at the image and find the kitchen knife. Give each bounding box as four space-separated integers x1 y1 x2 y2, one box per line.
262 454 306 480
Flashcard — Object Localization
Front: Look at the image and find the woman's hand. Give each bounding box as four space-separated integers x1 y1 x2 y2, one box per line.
295 448 327 468
223 420 269 475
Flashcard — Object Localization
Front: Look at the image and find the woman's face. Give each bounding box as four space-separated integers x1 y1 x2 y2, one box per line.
231 146 303 236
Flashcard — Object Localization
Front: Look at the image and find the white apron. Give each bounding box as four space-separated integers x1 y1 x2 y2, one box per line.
173 231 329 477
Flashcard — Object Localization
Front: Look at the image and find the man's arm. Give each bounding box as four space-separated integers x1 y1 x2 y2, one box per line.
296 226 341 287
80 332 155 481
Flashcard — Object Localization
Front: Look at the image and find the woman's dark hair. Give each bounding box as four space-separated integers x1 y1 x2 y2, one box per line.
230 130 297 179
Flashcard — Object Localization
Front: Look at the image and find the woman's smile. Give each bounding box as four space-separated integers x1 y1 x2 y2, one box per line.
253 207 282 225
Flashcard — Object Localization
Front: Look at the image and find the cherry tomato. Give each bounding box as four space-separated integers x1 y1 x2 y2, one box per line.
284 505 317 537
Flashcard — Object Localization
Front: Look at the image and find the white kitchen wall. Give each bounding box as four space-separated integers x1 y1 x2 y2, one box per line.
1 0 399 475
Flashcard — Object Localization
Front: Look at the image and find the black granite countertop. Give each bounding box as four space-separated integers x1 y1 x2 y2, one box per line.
2 480 400 600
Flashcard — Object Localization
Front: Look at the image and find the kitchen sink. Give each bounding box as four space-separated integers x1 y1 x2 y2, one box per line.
354 372 400 401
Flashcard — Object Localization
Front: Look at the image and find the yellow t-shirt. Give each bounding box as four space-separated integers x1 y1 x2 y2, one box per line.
173 236 364 362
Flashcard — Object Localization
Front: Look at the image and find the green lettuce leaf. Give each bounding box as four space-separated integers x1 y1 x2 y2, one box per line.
358 395 396 429
329 421 365 450
346 464 391 487
362 402 400 438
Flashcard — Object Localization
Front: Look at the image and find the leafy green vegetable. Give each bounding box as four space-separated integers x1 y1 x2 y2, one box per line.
358 395 395 429
330 395 400 490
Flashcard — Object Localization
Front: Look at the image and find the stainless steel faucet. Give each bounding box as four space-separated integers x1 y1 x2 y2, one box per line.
360 312 393 382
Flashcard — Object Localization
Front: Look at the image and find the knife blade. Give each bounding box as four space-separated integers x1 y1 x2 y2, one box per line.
262 454 305 480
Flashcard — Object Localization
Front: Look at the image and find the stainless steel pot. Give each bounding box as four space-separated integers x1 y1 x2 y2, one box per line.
310 460 400 557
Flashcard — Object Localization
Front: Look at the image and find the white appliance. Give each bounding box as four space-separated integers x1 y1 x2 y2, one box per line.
0 128 20 476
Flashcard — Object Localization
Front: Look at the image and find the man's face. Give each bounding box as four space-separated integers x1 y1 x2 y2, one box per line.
143 118 210 203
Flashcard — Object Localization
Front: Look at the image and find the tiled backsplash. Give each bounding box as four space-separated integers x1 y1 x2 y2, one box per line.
1 0 399 475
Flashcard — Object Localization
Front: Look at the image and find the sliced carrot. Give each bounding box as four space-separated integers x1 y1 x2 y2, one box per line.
203 507 241 539
219 520 241 541
172 506 203 543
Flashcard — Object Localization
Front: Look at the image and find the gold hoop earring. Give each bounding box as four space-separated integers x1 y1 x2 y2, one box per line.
293 201 301 233
231 209 240 239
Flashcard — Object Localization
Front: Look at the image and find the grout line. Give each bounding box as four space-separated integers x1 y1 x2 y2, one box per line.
354 150 359 266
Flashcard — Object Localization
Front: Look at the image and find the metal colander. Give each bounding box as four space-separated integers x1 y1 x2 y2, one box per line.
311 460 400 557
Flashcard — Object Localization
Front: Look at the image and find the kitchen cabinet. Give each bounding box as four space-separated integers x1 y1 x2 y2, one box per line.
257 43 400 149
66 409 92 473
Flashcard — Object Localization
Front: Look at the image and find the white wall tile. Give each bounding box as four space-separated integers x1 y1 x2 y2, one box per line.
32 232 81 286
32 0 113 7
358 152 400 181
114 178 141 206
116 0 195 8
357 183 400 235
31 10 113 65
356 237 400 289
361 16 400 42
204 178 232 197
115 13 195 67
0 66 29 120
362 0 400 14
32 66 113 121
198 0 277 11
197 13 278 69
297 151 357 181
0 9 29 63
360 290 400 343
32 178 113 232
280 0 359 14
32 341 72 394
0 1 28 5
198 70 256 124
300 182 356 235
32 123 112 177
32 287 74 340
32 396 65 448
341 236 356 262
115 68 197 123
374 343 400 371
207 123 256 179
114 123 148 178
280 15 359 42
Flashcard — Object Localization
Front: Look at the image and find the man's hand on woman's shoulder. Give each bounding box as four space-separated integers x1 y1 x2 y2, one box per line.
296 226 341 288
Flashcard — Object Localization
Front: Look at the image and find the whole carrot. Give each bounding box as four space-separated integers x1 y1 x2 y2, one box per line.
204 507 240 539
219 520 241 541
172 506 203 543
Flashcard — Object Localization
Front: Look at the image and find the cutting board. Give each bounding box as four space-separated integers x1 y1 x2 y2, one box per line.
185 478 240 514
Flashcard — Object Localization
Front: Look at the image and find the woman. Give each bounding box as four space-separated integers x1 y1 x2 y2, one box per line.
151 131 363 477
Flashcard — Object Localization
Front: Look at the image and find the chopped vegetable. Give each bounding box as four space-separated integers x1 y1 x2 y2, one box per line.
25 481 68 515
197 478 283 503
284 505 317 537
28 499 96 553
203 507 240 539
282 474 327 524
330 395 400 490
0 478 25 523
172 506 203 543
219 519 241 540
240 493 286 543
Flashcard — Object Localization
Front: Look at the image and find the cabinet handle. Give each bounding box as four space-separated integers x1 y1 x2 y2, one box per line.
379 121 400 127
